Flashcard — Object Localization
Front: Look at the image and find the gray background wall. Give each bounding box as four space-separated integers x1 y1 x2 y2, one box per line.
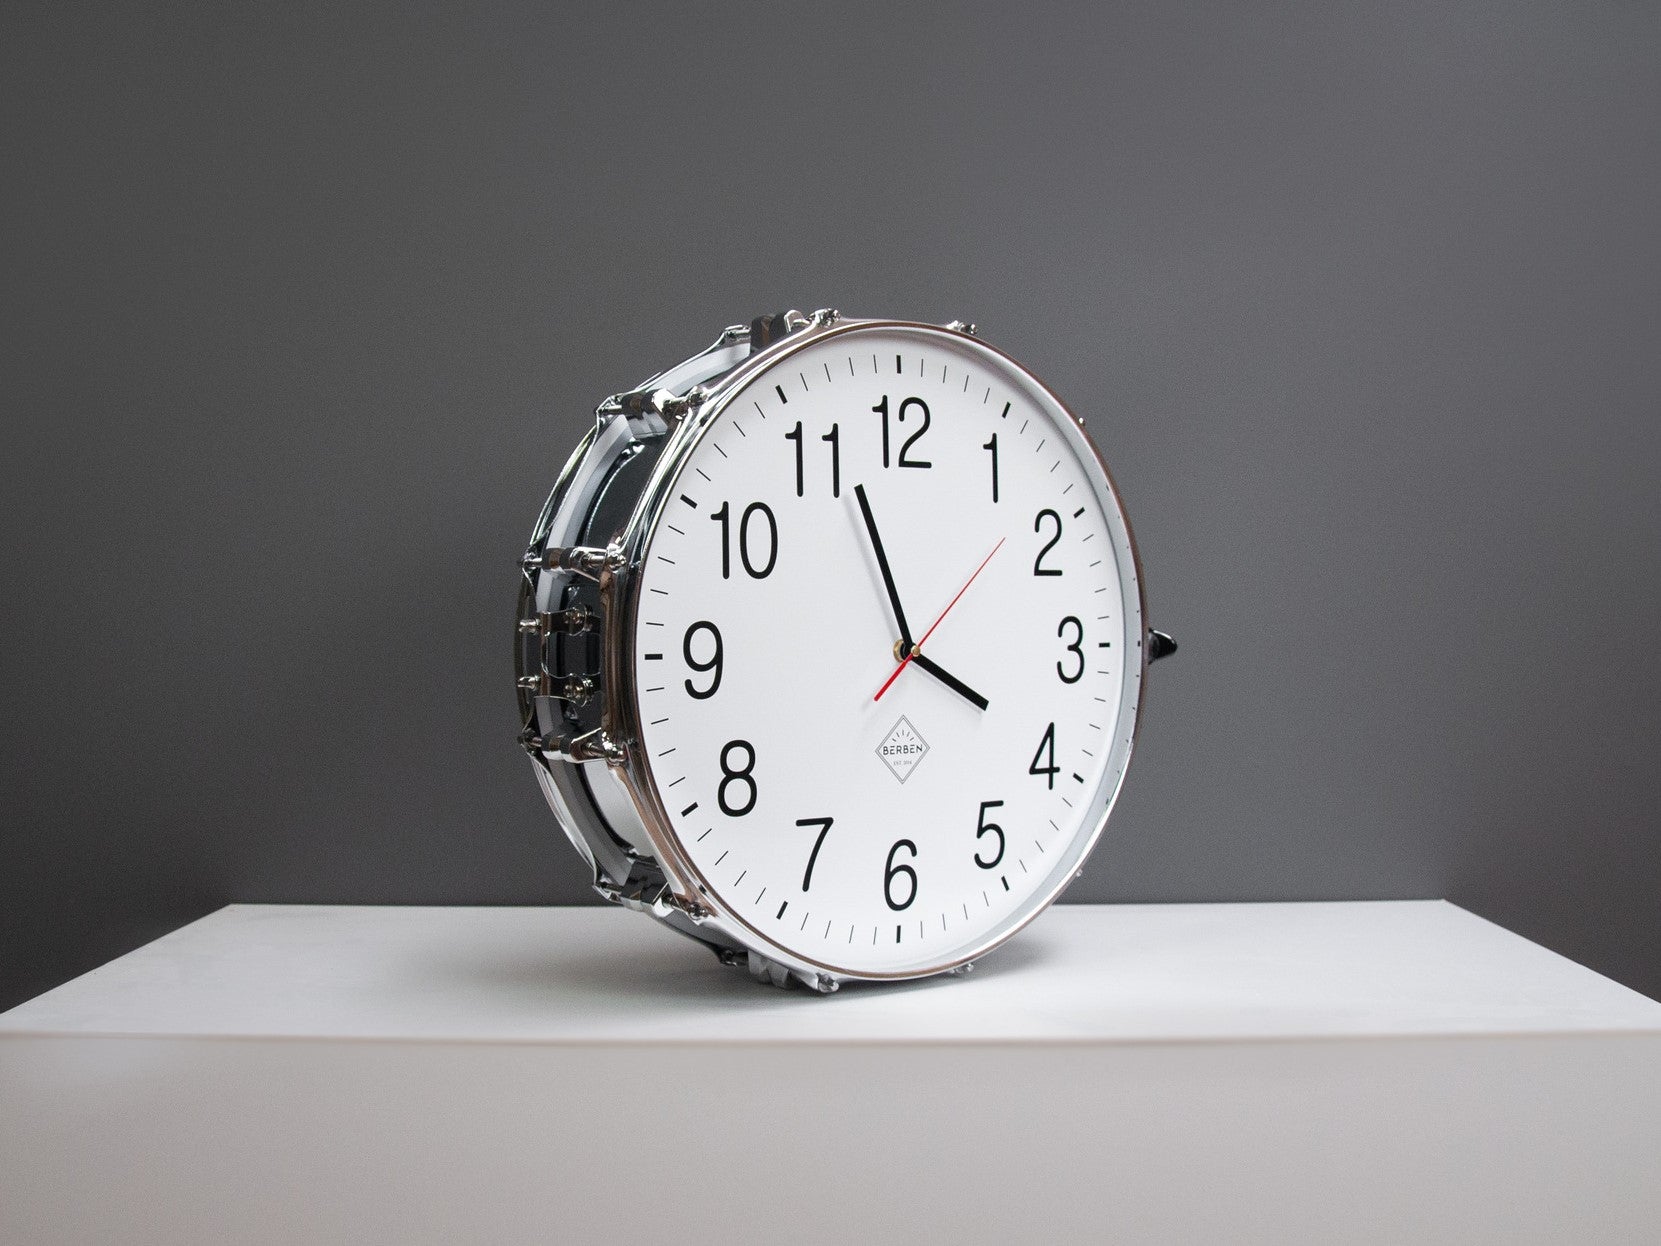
3 3 1658 1012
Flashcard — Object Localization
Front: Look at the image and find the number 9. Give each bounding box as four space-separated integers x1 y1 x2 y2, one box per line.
683 621 723 699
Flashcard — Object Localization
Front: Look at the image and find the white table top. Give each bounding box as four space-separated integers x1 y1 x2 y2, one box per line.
4 900 1657 1046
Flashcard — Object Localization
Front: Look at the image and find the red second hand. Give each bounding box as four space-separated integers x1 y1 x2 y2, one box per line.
873 537 1005 702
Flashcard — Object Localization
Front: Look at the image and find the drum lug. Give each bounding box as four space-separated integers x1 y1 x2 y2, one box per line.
516 673 598 707
526 544 625 584
598 385 709 436
519 726 625 766
517 606 598 636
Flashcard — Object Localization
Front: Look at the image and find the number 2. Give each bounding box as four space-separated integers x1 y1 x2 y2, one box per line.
1033 509 1062 576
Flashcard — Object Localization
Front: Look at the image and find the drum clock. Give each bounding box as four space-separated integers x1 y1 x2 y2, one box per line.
516 311 1175 990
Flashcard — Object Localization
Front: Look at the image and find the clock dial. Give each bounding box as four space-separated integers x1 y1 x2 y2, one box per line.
629 324 1142 976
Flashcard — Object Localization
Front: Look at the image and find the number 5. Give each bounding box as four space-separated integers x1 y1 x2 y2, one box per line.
974 800 1005 869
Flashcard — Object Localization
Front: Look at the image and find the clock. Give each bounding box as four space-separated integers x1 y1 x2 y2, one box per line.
516 310 1175 991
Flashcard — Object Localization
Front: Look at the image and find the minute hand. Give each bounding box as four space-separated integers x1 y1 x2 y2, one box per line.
854 483 913 646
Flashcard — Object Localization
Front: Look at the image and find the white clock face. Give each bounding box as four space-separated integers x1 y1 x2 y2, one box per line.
629 323 1142 977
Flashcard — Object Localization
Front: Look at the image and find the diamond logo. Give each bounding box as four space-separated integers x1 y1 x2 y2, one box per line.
875 715 929 783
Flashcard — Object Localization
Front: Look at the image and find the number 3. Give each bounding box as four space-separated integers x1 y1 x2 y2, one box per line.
1056 616 1084 684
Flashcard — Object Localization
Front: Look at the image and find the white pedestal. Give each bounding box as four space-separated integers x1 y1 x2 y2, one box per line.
3 901 1658 1245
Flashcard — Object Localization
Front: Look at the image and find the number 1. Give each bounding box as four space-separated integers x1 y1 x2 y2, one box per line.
821 423 840 497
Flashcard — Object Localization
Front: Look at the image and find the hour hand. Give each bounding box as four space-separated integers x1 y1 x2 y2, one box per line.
908 648 990 711
853 483 913 646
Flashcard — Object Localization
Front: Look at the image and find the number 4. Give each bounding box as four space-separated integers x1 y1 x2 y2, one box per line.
1028 722 1058 789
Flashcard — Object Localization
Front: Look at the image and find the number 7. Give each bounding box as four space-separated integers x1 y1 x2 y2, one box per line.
798 816 833 891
